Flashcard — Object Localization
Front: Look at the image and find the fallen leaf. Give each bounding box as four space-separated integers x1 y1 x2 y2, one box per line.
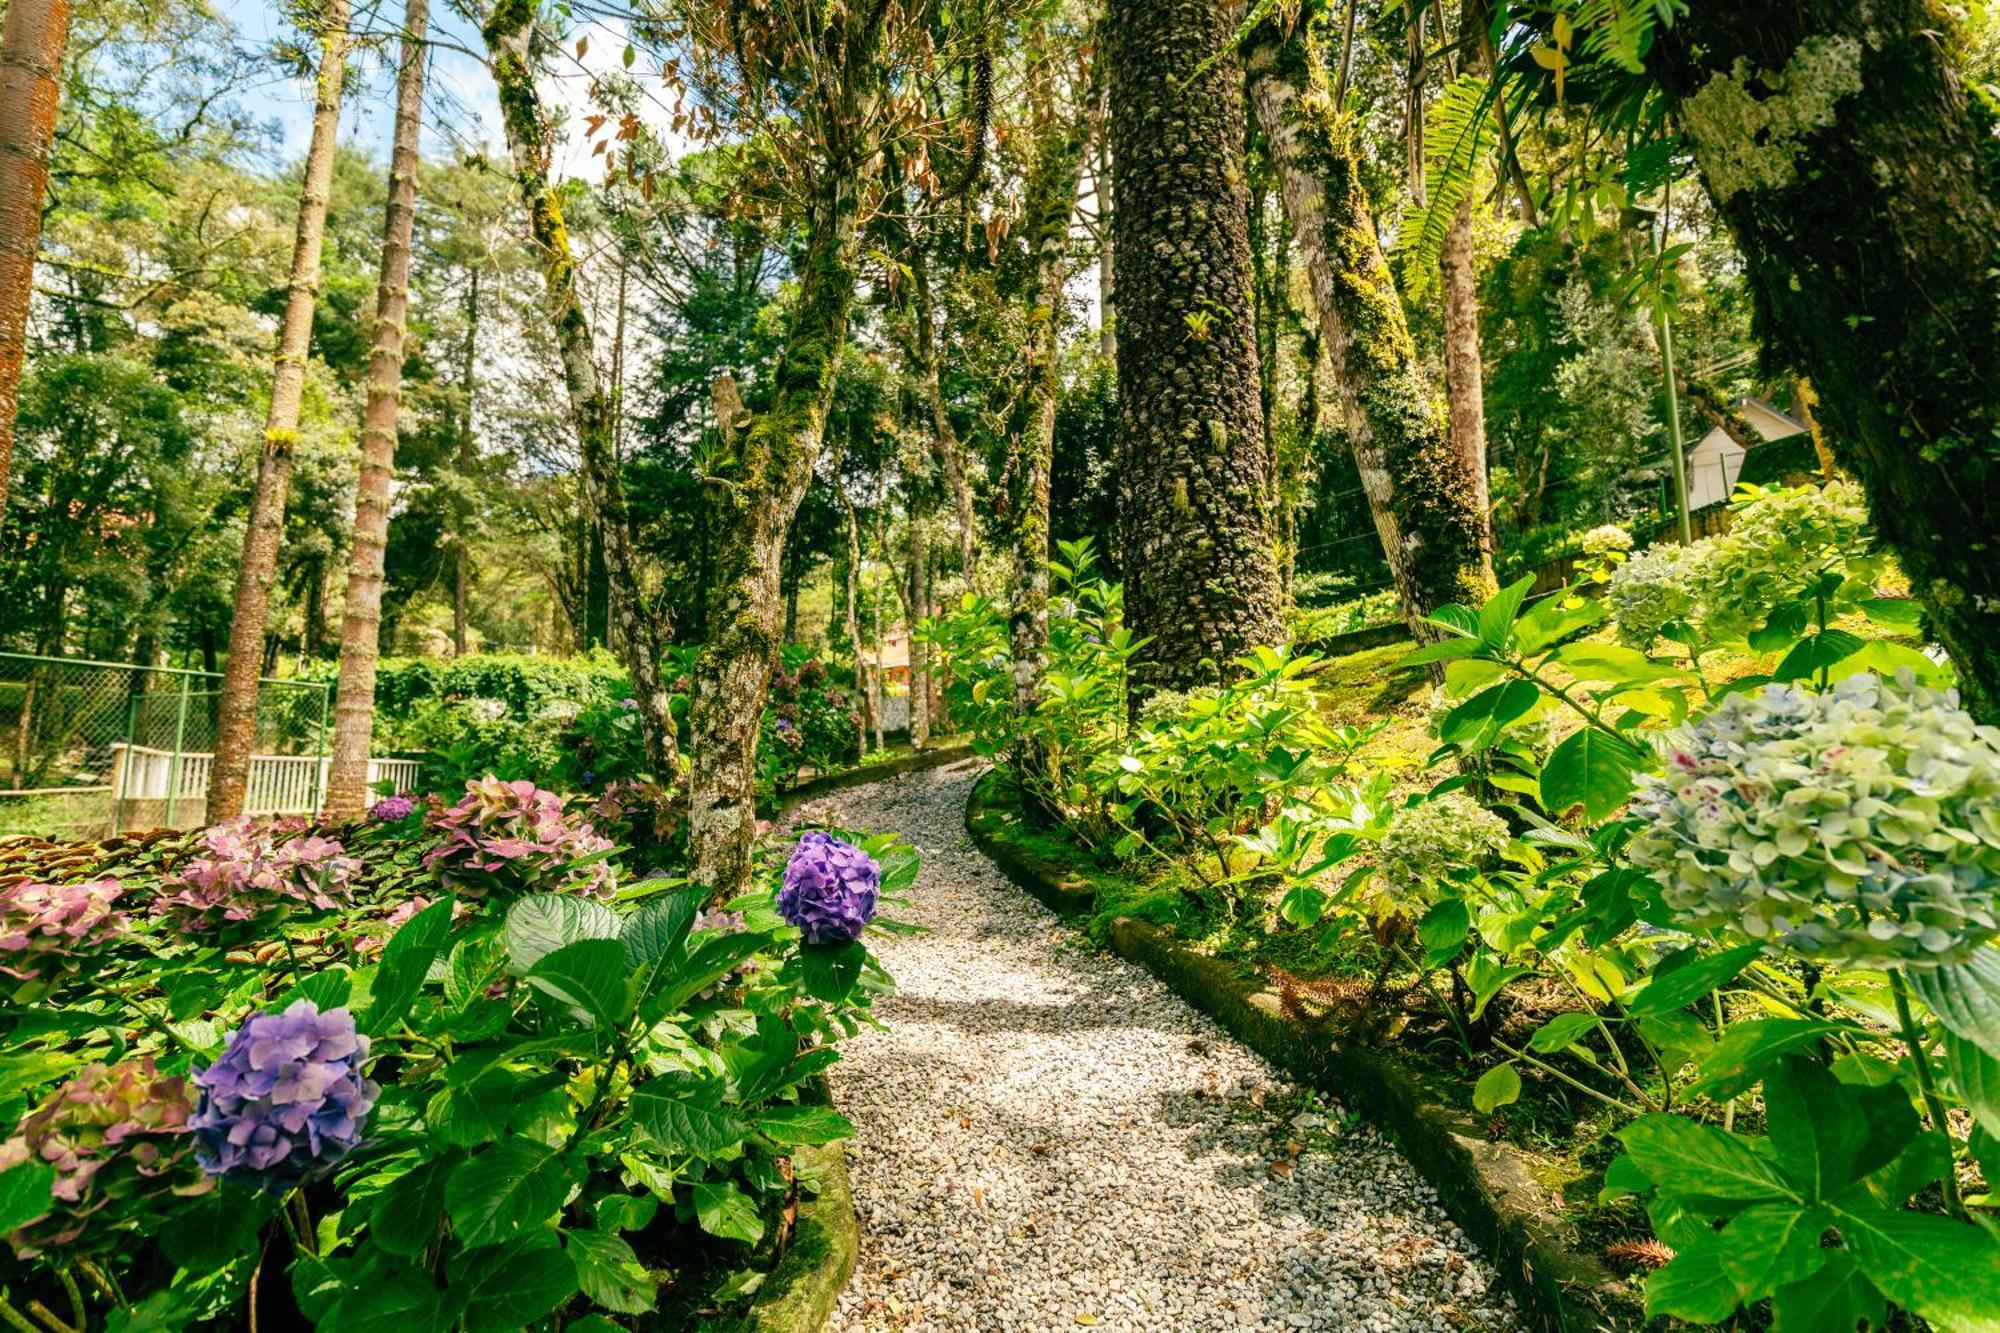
1074 1316 1099 1326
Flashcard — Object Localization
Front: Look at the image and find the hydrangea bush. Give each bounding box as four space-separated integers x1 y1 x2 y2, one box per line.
1627 673 2000 965
0 877 127 982
165 818 360 929
424 775 616 898
1375 793 1512 910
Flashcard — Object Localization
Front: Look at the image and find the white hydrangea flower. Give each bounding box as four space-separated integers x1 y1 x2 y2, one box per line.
1580 524 1635 560
1626 672 2000 967
1376 793 1511 909
1607 543 1708 647
1700 481 1873 635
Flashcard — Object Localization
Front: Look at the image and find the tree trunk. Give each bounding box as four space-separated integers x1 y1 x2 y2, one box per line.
910 251 980 593
1007 104 1094 722
208 0 351 821
904 504 931 749
0 0 68 513
1109 0 1285 701
484 1 679 782
842 494 872 757
1240 10 1495 630
686 160 874 906
1652 1 2000 714
324 0 427 823
453 266 480 657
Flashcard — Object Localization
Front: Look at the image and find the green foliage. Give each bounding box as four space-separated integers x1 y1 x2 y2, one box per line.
0 800 910 1328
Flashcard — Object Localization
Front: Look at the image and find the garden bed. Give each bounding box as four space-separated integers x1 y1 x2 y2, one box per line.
966 769 1639 1332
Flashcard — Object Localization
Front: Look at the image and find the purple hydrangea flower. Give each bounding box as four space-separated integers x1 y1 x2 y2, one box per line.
619 697 639 712
0 878 128 981
190 1000 378 1189
370 794 416 822
778 832 879 945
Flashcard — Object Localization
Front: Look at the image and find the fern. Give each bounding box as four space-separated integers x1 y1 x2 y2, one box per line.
1392 71 1499 294
1573 0 1663 74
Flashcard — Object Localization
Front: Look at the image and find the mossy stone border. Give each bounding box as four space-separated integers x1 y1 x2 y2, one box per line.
964 769 1638 1333
772 740 979 816
731 1137 859 1332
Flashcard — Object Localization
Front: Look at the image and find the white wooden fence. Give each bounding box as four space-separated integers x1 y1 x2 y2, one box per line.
109 744 420 823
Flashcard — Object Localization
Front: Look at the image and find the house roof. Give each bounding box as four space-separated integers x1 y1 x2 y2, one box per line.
1705 395 1810 449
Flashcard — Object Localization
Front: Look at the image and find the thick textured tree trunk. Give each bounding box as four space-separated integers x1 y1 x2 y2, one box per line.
324 0 428 823
1109 0 1285 700
0 0 68 513
453 267 479 657
1652 1 2000 714
1239 12 1495 630
1007 108 1094 721
686 172 873 903
208 0 351 821
484 1 680 783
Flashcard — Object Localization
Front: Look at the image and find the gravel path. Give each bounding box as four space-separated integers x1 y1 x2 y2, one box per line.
793 762 1519 1333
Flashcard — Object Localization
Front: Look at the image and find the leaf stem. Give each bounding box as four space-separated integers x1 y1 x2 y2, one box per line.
1888 967 1966 1219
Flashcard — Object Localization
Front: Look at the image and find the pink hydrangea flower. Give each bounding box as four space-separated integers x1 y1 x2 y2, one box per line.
0 878 128 981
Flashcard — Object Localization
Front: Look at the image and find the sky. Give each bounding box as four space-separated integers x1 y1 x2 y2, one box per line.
216 0 659 182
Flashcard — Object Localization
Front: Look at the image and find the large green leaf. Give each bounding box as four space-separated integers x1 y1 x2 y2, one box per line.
1760 1057 1870 1201
527 938 632 1028
1396 636 1482 669
690 1179 764 1245
1472 1062 1521 1112
1512 598 1606 654
368 1153 458 1258
445 1140 574 1248
641 931 772 1018
1716 1202 1827 1301
566 1227 657 1315
1618 1114 1797 1205
1947 1030 2000 1138
323 1271 448 1333
755 1104 856 1146
629 1075 748 1157
505 894 621 975
1688 1019 1858 1100
1527 1011 1599 1055
799 939 867 1004
1629 943 1765 1017
1416 898 1470 967
1773 628 1867 682
1830 1202 2000 1332
1550 642 1684 687
1770 1253 1887 1333
1538 727 1646 822
366 897 456 1030
0 1158 53 1234
1439 680 1541 752
1909 949 2000 1058
449 1234 577 1333
622 889 700 972
1477 575 1536 648
1644 1230 1746 1324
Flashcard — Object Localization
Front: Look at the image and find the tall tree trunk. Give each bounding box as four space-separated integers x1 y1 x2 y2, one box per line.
1109 0 1285 701
324 0 427 823
870 504 887 754
910 252 980 593
1435 2 1493 543
686 151 877 906
1652 1 2000 715
1239 11 1495 631
1093 132 1115 363
484 1 679 783
1006 104 1094 723
453 266 480 657
842 494 872 756
903 503 931 749
0 0 68 513
208 0 352 821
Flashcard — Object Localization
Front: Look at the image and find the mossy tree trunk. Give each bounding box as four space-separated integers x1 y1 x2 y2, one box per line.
1652 1 2000 714
1240 10 1495 632
484 1 680 785
1437 3 1493 541
1109 0 1285 701
0 0 69 513
1006 102 1094 721
209 0 351 821
324 0 428 823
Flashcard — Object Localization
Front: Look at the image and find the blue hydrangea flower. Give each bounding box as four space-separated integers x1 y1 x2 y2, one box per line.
778 832 879 945
190 1000 378 1188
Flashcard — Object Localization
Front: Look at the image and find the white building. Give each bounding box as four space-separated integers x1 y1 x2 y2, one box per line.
1683 396 1812 510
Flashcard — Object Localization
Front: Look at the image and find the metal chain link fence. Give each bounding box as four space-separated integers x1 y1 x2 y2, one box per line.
0 652 333 839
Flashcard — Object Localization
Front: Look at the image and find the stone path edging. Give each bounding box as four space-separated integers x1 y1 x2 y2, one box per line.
964 768 1637 1333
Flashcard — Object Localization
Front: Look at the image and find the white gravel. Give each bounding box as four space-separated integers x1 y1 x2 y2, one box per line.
793 762 1519 1333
